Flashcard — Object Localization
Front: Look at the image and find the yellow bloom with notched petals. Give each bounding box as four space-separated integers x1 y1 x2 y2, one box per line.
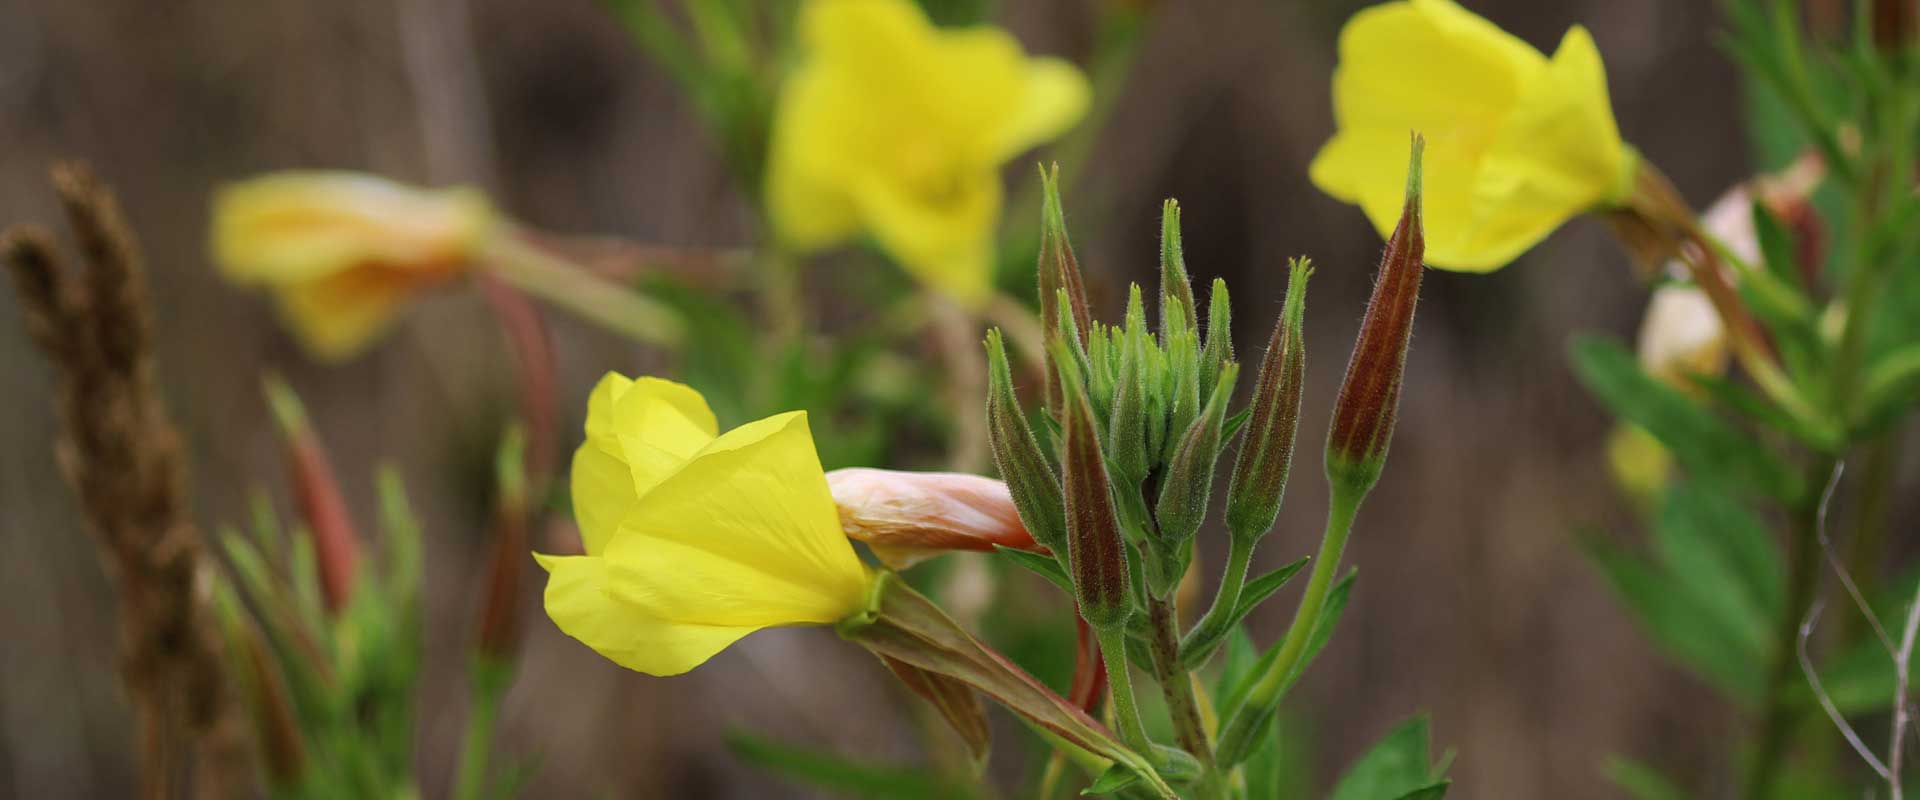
537 374 873 676
213 172 494 360
766 0 1090 306
1310 0 1634 271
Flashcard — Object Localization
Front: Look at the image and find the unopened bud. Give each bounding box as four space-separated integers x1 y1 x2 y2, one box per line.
1200 278 1233 404
1108 286 1150 485
828 468 1045 570
1636 283 1727 390
1055 339 1132 630
1225 258 1311 542
1159 199 1197 337
264 374 359 614
1155 362 1238 550
984 329 1069 558
1326 134 1425 499
1038 165 1093 417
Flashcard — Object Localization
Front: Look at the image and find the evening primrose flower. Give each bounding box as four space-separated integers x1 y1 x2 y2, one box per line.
1310 0 1632 271
766 0 1090 305
537 374 873 676
213 172 495 360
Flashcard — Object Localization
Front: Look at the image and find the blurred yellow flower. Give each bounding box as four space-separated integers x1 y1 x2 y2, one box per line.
766 0 1090 306
1310 0 1633 271
213 172 494 360
537 374 874 676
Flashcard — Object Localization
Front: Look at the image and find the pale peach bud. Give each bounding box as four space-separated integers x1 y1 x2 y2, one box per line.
827 468 1046 570
1637 283 1729 389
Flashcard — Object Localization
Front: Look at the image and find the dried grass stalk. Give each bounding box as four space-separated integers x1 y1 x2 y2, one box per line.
3 164 247 799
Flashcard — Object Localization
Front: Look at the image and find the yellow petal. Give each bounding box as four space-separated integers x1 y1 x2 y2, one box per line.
573 374 718 555
536 553 756 676
850 170 1000 307
273 268 417 361
989 57 1091 160
766 66 865 252
213 172 491 285
601 411 871 627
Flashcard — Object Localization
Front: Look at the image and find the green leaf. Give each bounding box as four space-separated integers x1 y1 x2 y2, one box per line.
1604 756 1691 800
1329 715 1447 800
1583 534 1763 704
1179 556 1310 669
726 732 960 800
1650 483 1780 656
1569 337 1800 502
994 545 1072 597
1222 570 1357 714
1222 407 1253 445
1393 782 1450 800
1859 342 1920 437
1082 763 1139 796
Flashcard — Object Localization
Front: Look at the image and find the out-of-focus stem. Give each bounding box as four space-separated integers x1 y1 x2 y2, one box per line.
1747 456 1836 800
481 231 685 348
929 292 989 472
454 659 512 800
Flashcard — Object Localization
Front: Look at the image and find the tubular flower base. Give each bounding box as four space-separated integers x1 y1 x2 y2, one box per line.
213 171 495 360
1310 0 1631 271
766 0 1090 306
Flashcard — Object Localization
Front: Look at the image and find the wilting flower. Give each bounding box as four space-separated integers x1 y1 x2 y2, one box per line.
537 374 873 676
1637 283 1728 388
827 468 1042 569
213 172 495 360
1310 0 1631 271
766 0 1090 306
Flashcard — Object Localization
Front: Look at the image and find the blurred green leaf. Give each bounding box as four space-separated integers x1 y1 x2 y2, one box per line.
1859 342 1920 437
727 732 965 800
1583 533 1763 704
1604 756 1691 800
1328 714 1448 800
1651 482 1781 655
1083 763 1139 796
1570 337 1800 502
995 545 1072 596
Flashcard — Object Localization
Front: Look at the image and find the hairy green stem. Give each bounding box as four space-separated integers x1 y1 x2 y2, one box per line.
482 232 684 348
1145 595 1217 793
1216 488 1361 764
1095 626 1155 760
455 658 513 800
1182 535 1256 667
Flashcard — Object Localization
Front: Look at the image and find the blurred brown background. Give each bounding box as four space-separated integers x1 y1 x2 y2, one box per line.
4 0 1906 797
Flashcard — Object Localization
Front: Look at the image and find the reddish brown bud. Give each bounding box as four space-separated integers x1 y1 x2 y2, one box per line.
1326 135 1425 497
1037 165 1093 417
265 375 359 614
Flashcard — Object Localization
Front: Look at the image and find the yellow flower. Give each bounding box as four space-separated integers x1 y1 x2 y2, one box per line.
1309 0 1633 271
766 0 1090 306
537 374 873 676
213 172 495 360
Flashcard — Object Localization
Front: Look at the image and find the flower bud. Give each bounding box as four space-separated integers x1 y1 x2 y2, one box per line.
984 329 1069 559
263 375 359 615
1225 258 1311 543
1200 278 1233 405
1159 199 1197 338
1107 286 1151 485
1326 134 1425 499
828 468 1045 570
1038 166 1094 418
1155 363 1238 548
1054 339 1132 631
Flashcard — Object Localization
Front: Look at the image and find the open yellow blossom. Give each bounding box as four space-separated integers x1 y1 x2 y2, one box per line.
1310 0 1633 271
766 0 1090 306
213 172 495 360
537 374 873 676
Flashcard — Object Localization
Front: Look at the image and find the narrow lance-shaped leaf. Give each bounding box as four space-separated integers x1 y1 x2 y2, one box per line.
1225 258 1311 544
1326 134 1426 500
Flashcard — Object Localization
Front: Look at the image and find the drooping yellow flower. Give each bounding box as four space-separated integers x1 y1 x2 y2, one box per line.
213 172 495 360
1310 0 1633 272
537 374 874 676
766 0 1090 306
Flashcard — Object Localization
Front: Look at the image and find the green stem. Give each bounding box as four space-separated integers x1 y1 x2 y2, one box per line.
1095 625 1154 760
454 658 513 800
1181 535 1256 668
1216 487 1361 765
482 231 685 348
1145 596 1217 782
1745 457 1835 800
